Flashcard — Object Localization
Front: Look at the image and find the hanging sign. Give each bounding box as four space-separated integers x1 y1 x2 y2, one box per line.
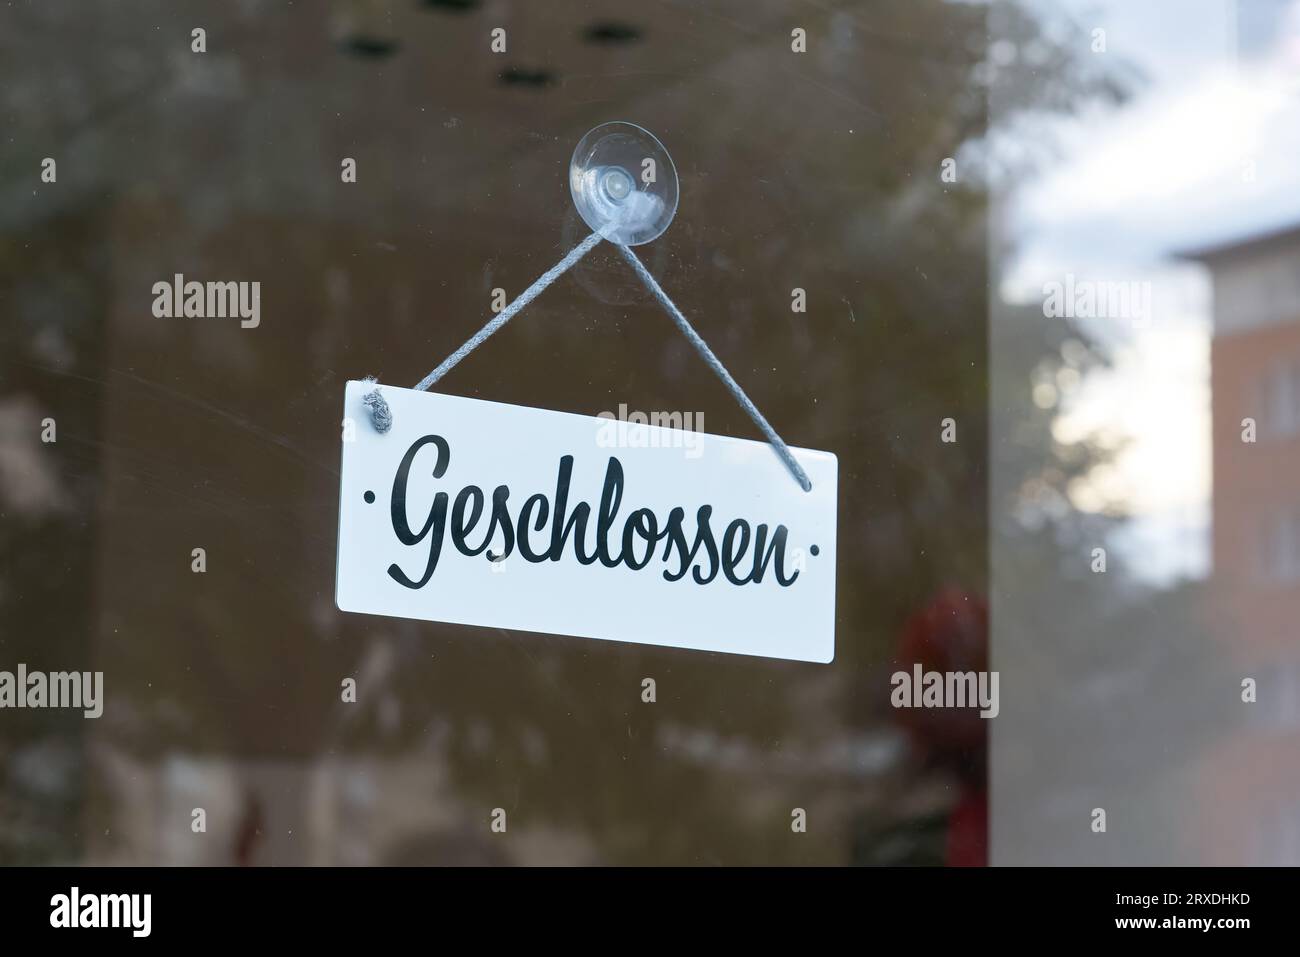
336 381 837 662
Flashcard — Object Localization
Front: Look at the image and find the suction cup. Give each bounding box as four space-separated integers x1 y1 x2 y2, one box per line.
569 122 678 246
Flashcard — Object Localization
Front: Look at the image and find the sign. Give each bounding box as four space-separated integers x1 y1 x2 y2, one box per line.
336 381 837 662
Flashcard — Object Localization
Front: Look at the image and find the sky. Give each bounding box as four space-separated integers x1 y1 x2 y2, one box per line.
998 0 1300 584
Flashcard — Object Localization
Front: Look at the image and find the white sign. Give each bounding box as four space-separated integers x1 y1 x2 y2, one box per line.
336 382 837 662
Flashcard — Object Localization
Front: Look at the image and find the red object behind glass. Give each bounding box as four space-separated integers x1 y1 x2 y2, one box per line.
895 587 989 866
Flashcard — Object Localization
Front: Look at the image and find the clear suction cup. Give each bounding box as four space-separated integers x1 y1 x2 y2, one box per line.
569 122 679 246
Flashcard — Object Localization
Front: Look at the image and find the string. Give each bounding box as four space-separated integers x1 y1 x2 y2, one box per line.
415 230 605 392
362 234 812 492
358 231 603 436
615 244 812 493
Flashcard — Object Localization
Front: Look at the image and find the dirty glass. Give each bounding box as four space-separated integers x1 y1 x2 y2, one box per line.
4 0 1273 867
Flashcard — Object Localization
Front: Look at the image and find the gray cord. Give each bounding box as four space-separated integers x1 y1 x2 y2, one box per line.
415 231 605 392
615 243 812 492
362 232 812 493
360 376 391 434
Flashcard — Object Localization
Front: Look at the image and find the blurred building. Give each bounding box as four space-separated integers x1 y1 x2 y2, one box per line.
1185 224 1300 865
